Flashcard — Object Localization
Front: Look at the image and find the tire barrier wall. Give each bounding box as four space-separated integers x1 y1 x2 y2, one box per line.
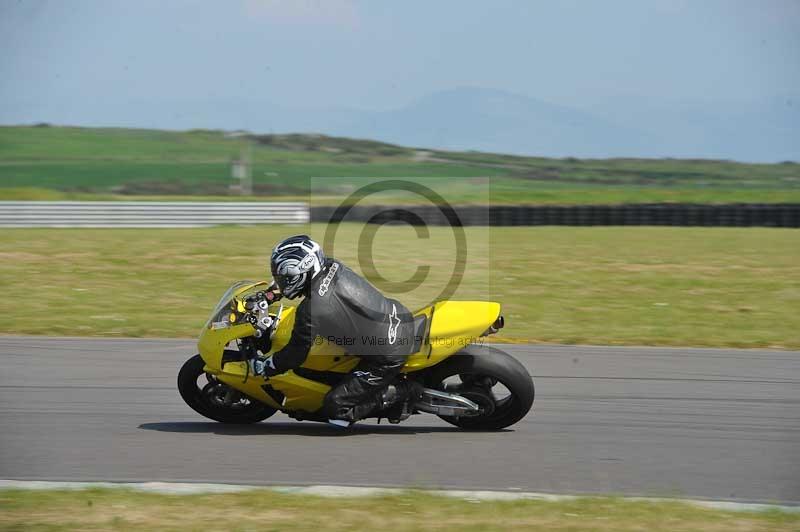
2 202 795 228
312 204 800 227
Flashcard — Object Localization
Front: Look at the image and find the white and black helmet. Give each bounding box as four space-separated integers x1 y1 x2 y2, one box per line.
270 235 326 299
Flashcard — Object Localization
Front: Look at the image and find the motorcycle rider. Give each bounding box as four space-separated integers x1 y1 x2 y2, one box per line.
248 235 423 426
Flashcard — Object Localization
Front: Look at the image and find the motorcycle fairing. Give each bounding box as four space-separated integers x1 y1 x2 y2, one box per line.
197 281 501 413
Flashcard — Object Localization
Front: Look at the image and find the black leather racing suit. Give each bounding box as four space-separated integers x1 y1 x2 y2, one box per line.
270 258 416 421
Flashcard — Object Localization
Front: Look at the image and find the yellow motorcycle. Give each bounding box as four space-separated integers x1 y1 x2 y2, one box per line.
178 281 534 430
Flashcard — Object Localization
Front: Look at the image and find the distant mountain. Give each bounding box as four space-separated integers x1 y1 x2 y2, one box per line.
323 87 655 158
588 94 800 162
2 87 798 162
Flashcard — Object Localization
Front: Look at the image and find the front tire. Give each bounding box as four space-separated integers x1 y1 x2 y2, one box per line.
423 345 534 430
177 354 277 424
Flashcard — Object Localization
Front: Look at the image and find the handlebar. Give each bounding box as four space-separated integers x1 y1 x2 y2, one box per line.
243 290 283 338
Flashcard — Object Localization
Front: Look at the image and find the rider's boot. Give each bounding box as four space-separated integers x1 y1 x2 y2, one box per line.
389 380 424 405
326 381 423 426
380 380 424 423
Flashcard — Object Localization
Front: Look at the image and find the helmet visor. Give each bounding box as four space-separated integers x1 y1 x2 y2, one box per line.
273 272 305 299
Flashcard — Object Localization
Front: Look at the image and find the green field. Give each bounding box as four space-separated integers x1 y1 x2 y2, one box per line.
1 225 797 348
1 125 799 204
0 488 796 532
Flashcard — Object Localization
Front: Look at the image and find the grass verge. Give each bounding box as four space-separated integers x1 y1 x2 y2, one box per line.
0 488 797 532
5 185 800 205
0 225 798 347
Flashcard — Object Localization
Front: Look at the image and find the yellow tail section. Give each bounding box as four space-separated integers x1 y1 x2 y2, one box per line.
403 301 501 371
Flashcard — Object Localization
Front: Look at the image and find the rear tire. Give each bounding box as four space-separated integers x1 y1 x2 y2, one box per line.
423 345 534 430
177 354 276 424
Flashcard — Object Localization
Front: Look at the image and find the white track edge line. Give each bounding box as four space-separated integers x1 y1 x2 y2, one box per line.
0 480 796 513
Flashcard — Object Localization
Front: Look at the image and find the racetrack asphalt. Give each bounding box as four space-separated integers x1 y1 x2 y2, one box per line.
0 337 798 504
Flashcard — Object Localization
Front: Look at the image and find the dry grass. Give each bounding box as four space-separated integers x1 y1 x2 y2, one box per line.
0 489 797 532
0 225 798 347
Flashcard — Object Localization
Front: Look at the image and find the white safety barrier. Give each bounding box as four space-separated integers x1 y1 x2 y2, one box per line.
0 201 309 227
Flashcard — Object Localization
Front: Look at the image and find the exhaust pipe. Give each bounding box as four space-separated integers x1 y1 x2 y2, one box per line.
481 315 505 336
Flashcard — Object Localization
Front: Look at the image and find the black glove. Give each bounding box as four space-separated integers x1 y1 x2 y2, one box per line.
244 288 281 311
244 293 267 312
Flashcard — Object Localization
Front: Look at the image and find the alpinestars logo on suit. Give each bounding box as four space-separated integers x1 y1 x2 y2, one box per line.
318 262 339 296
387 304 401 345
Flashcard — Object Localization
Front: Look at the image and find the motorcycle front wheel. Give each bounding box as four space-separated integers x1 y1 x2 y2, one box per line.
177 354 277 424
423 345 534 430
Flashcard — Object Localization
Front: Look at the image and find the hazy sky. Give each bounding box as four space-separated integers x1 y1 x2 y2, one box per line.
2 0 799 113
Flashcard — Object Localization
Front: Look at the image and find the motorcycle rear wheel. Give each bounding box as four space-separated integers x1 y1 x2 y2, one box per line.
177 354 277 424
423 345 534 430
